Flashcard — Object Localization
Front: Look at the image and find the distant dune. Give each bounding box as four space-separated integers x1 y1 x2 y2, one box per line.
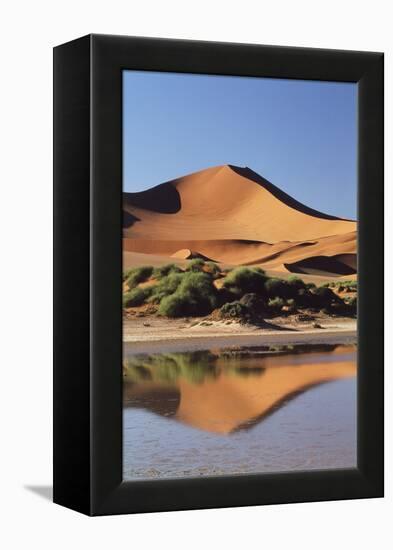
123 165 357 277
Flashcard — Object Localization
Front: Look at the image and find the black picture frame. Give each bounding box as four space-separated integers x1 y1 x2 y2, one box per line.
53 34 384 516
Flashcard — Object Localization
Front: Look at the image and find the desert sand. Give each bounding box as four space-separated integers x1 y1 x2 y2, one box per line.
123 315 356 352
123 164 357 277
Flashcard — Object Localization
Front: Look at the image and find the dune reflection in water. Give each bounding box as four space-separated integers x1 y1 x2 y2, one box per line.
123 344 357 480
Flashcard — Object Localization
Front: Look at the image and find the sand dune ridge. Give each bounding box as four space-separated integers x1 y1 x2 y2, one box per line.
123 165 357 276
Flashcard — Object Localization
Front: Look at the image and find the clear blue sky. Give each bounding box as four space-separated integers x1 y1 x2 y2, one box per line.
123 71 357 219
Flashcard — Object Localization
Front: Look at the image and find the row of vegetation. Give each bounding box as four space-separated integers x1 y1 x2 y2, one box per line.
123 344 347 384
322 280 357 292
123 259 357 320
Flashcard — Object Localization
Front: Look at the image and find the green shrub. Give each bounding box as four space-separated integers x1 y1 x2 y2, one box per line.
268 297 285 311
123 287 152 307
265 277 290 298
220 300 249 319
240 292 266 311
313 286 337 300
294 288 314 308
287 275 307 290
340 280 357 289
123 269 134 282
177 272 218 310
265 277 306 299
344 282 357 292
311 286 344 310
158 272 218 317
125 266 153 288
152 263 182 279
185 258 206 272
217 286 242 305
329 302 346 314
219 293 267 321
222 267 267 295
158 294 190 317
148 273 184 303
327 280 357 292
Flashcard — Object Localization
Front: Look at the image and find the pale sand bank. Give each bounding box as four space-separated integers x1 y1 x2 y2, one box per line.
123 317 356 354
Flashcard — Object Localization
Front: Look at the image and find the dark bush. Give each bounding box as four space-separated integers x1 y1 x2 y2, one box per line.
157 272 218 317
220 300 249 319
313 286 338 301
177 272 218 310
217 285 243 305
329 302 347 314
293 288 315 308
123 269 133 282
222 267 267 295
265 277 293 299
152 263 182 279
185 258 206 272
286 298 296 313
125 266 154 288
158 294 190 317
123 287 152 307
339 280 357 291
239 293 267 316
268 297 285 312
346 296 357 310
287 275 307 291
148 273 184 303
308 286 344 311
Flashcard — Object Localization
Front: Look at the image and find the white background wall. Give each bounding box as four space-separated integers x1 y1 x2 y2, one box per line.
1 1 391 548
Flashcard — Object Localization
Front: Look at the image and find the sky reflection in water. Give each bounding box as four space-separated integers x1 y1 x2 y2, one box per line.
123 344 357 480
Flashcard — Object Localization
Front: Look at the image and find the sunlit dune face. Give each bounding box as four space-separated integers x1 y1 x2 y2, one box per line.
123 346 356 435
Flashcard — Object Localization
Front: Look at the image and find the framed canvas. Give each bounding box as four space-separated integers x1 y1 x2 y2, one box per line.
53 34 384 516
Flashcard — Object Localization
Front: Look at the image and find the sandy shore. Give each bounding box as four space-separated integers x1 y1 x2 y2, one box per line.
123 316 356 354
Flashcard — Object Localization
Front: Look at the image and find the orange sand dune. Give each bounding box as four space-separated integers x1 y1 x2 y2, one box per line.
123 165 357 277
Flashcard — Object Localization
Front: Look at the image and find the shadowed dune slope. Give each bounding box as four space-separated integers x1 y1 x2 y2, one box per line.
123 165 357 276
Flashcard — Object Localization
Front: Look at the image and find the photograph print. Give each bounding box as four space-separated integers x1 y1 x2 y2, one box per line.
122 71 357 481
